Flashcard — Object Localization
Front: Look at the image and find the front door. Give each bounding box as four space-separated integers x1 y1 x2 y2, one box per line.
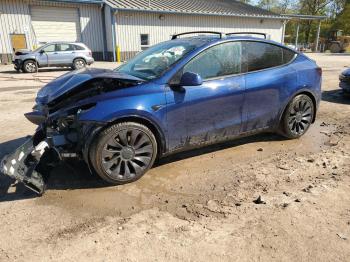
166 41 245 150
36 44 56 67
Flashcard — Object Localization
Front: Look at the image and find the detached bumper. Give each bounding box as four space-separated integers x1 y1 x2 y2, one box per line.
12 59 23 70
0 136 59 194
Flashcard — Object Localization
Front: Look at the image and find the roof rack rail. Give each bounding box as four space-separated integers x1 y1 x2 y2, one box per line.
171 31 225 40
226 32 267 39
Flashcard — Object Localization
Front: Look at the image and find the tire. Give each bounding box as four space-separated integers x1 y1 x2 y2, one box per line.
330 43 341 53
343 90 350 98
72 58 86 70
23 60 37 73
280 94 314 139
89 122 158 184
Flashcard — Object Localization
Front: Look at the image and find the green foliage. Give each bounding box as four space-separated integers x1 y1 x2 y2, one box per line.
256 0 349 44
332 0 350 34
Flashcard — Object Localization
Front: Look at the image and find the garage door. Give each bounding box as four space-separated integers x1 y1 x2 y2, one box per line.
30 6 80 44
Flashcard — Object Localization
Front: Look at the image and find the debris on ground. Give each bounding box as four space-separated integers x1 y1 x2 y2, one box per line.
253 196 266 205
337 233 348 240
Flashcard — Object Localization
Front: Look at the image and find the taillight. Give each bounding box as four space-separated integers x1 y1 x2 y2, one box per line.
316 67 322 76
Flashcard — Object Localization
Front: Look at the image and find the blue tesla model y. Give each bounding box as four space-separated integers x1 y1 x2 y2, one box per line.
1 32 322 194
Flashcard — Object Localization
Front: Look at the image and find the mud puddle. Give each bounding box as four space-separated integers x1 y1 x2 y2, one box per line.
36 120 334 218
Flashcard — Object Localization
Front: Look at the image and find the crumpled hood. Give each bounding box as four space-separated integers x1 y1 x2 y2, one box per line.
15 49 32 55
36 68 142 104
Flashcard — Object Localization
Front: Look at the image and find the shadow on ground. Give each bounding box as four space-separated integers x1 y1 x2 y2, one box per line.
322 89 350 105
0 132 285 202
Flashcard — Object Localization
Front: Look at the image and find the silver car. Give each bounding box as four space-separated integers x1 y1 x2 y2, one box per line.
13 42 95 73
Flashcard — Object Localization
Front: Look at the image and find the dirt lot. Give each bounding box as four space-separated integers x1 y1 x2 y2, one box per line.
0 55 349 261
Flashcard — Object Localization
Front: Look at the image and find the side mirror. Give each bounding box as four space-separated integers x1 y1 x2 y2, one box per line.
179 72 203 86
39 49 45 54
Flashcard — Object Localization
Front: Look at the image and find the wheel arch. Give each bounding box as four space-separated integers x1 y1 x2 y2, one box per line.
108 116 167 157
73 57 87 63
23 58 40 68
278 90 318 126
85 115 167 161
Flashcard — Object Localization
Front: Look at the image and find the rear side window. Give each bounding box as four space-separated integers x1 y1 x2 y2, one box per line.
242 42 296 72
74 45 85 51
183 42 242 80
282 48 296 64
56 44 75 51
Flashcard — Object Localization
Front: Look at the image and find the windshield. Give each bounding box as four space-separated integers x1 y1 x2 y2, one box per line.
115 40 200 80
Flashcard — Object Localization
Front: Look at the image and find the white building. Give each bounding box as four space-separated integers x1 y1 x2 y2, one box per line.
105 0 287 61
0 0 287 64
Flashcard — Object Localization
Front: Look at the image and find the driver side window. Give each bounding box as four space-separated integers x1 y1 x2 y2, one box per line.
42 44 55 53
183 42 242 80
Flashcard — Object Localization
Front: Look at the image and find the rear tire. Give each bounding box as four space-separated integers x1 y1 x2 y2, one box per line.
89 122 157 185
72 58 86 70
280 94 314 139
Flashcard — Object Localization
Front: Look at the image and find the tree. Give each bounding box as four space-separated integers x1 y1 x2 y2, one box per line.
332 0 350 33
298 0 332 42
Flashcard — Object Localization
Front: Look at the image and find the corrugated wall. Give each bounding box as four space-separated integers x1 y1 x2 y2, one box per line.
115 11 284 60
0 0 104 63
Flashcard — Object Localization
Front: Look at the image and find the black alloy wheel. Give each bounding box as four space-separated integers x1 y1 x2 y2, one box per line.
281 94 314 139
90 122 157 184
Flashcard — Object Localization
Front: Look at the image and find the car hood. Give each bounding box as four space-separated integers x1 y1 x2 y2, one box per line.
15 49 33 56
36 68 143 104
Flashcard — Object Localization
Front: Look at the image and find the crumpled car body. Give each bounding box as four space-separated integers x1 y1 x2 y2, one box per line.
1 34 322 194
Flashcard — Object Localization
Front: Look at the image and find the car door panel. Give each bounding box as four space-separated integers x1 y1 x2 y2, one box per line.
241 41 297 133
184 76 245 145
242 66 297 132
165 41 245 151
54 44 75 66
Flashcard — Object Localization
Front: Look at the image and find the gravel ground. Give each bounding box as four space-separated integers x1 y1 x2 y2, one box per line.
0 55 349 261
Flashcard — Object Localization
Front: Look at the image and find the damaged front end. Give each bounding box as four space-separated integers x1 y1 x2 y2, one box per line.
1 70 143 195
0 130 60 194
0 103 99 194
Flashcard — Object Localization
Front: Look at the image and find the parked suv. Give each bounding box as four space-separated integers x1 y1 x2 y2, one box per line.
1 32 322 194
13 42 94 73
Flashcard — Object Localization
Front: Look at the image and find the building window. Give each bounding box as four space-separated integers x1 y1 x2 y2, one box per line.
140 34 149 48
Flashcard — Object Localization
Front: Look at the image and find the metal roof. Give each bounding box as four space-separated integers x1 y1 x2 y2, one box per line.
281 14 327 20
41 0 103 4
105 0 286 19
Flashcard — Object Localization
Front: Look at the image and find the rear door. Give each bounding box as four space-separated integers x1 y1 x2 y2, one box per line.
241 41 297 132
54 43 76 65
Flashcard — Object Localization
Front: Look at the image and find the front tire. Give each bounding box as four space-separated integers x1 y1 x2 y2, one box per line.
280 94 314 139
23 60 37 73
89 122 157 185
